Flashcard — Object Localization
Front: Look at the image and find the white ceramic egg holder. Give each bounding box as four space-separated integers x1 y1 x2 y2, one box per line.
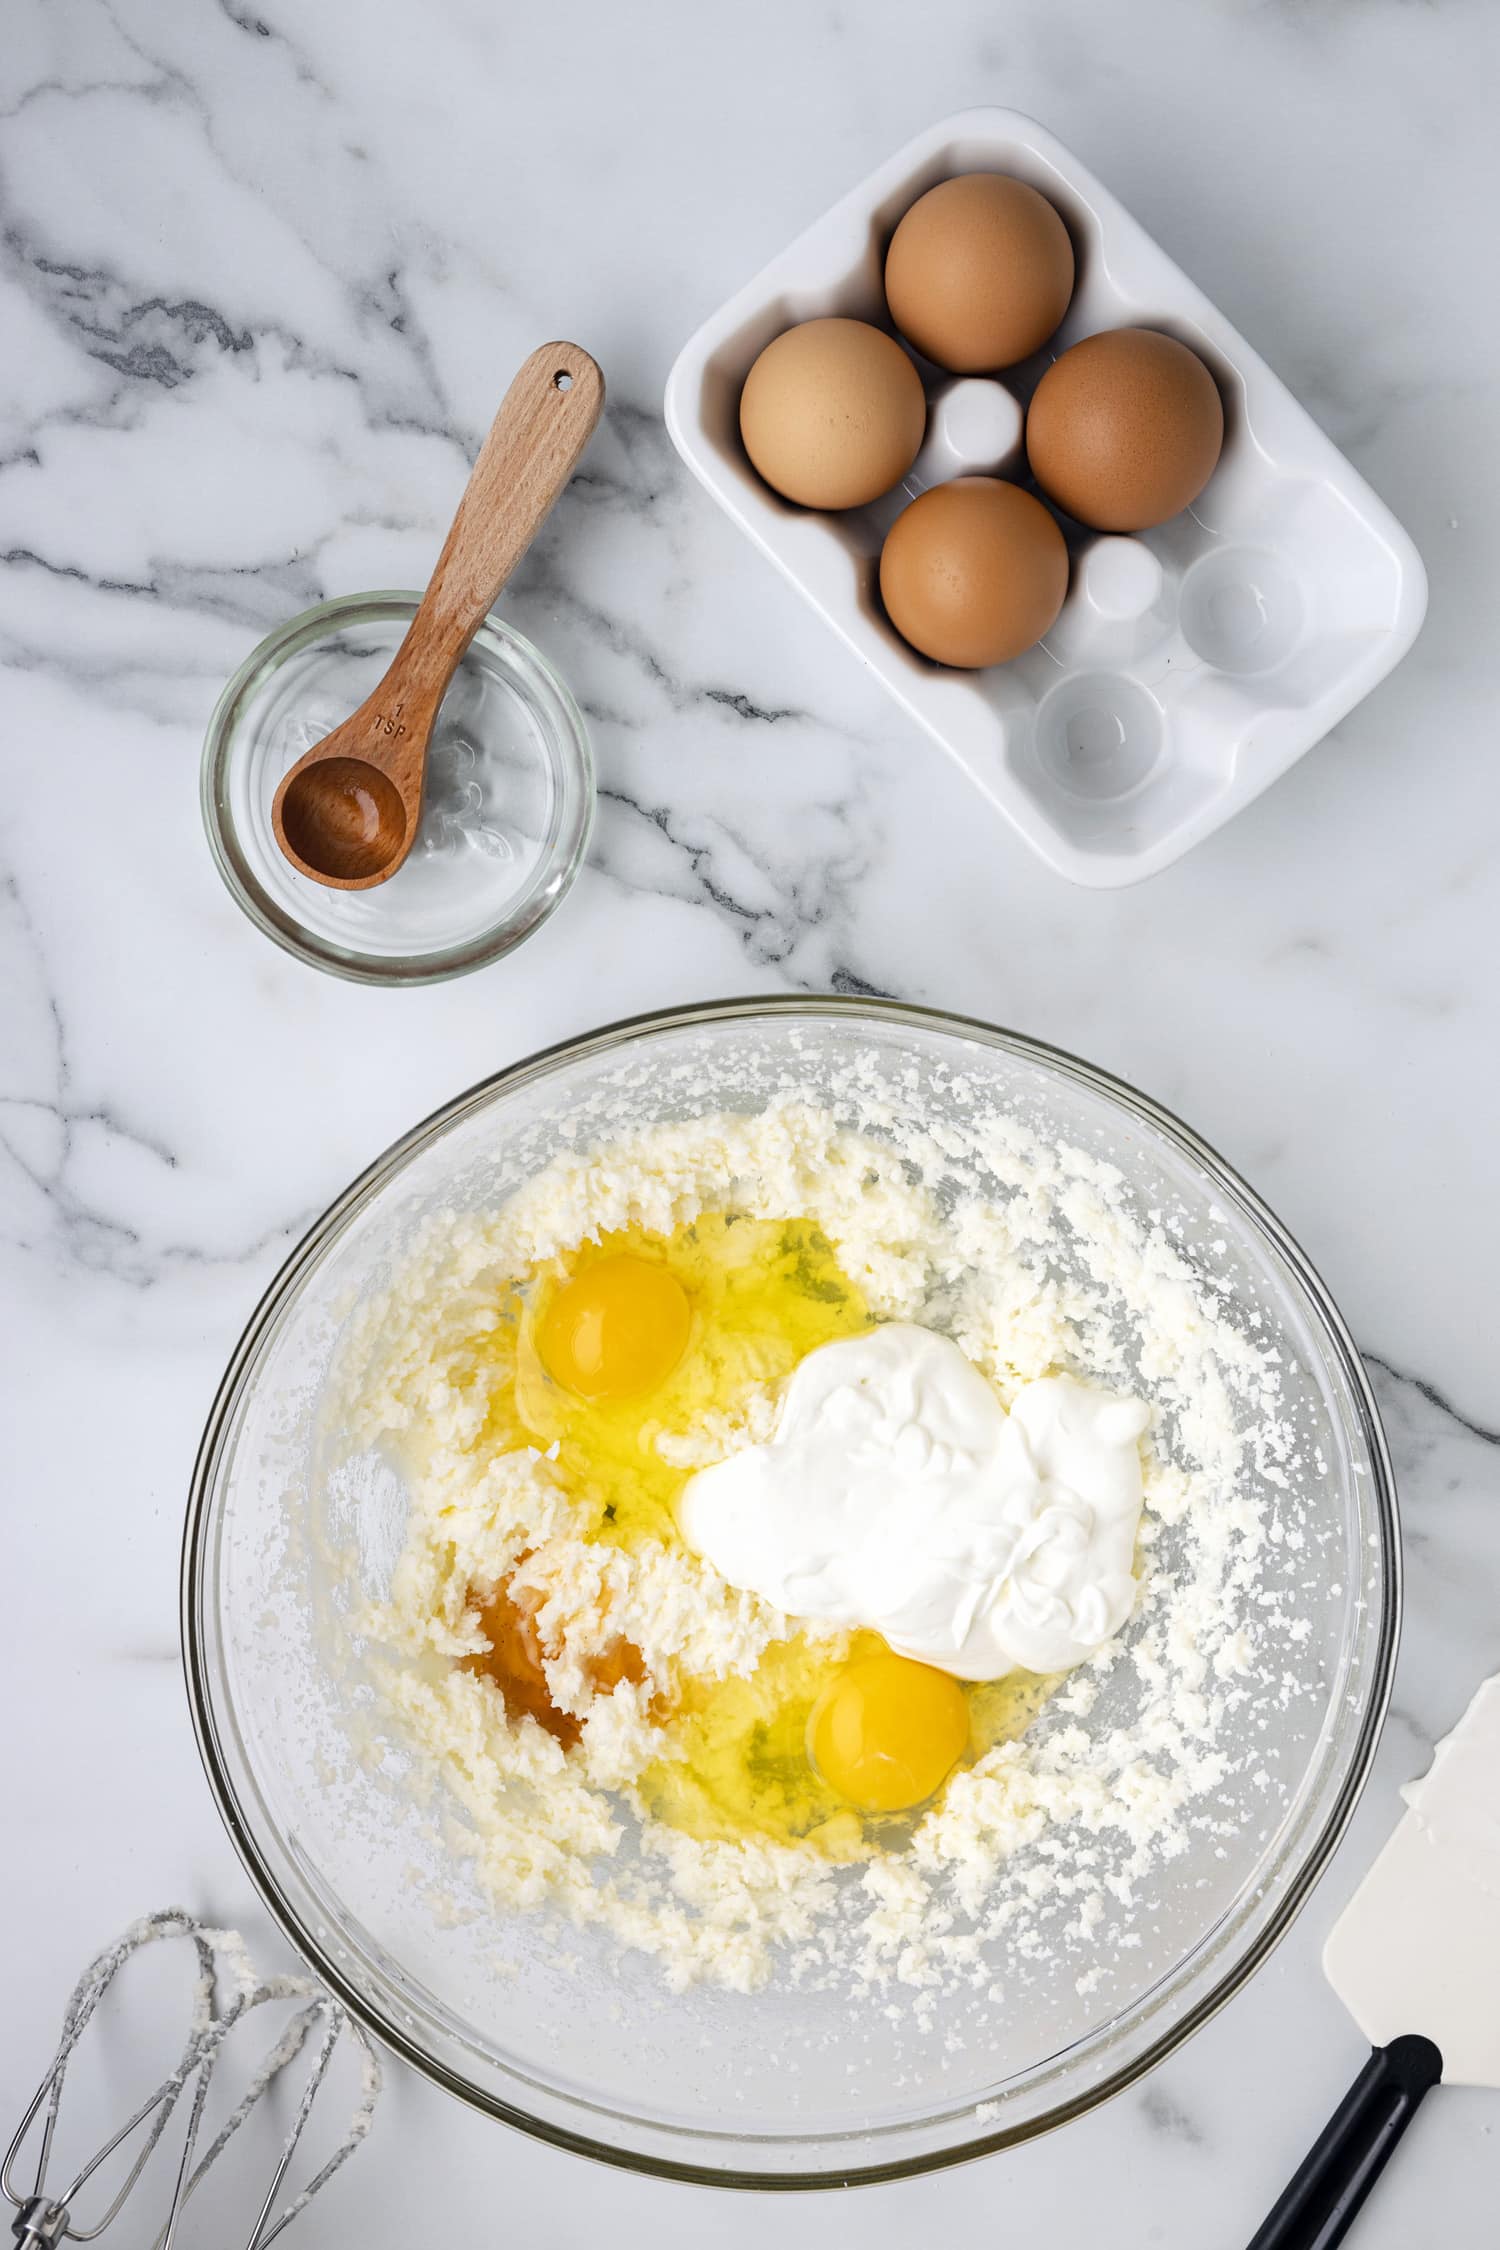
664 109 1427 887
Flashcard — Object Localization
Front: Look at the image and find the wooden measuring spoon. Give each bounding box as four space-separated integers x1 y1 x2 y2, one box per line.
272 342 604 889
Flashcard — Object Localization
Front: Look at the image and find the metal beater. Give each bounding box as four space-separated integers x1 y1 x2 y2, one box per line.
3 1910 381 2248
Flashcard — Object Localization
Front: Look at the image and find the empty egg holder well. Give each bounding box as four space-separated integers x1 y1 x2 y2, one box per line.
664 107 1427 888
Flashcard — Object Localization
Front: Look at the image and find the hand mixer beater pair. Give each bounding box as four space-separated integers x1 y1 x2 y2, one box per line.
3 1910 381 2248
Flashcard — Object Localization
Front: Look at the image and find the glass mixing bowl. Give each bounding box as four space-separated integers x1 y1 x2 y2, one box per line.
182 1000 1398 2186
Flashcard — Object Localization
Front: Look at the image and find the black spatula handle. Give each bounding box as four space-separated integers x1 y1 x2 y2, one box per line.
1248 2035 1443 2249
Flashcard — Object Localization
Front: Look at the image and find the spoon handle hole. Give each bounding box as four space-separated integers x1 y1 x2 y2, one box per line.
553 368 574 392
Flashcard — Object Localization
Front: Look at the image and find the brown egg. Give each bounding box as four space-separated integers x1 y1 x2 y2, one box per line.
1026 328 1224 531
739 317 926 509
885 174 1075 373
879 477 1069 668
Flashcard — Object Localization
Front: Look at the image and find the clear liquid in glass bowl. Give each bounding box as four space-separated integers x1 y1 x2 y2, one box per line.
201 592 593 984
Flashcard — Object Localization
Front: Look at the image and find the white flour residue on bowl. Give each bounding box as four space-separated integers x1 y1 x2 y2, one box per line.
333 1088 1306 2000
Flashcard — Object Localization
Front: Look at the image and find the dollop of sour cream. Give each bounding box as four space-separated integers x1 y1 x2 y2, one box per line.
678 1324 1150 1679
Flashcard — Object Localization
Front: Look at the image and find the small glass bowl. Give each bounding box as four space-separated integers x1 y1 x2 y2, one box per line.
201 593 593 985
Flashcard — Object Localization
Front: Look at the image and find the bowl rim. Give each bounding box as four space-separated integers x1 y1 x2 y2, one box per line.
181 995 1400 2188
199 589 595 987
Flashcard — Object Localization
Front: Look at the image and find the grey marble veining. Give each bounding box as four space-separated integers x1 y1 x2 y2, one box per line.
3 0 1499 2241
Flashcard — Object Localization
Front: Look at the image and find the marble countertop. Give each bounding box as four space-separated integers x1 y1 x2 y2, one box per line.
4 0 1498 2240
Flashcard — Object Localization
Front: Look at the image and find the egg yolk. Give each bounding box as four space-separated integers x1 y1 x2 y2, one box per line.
537 1253 691 1402
808 1650 970 1814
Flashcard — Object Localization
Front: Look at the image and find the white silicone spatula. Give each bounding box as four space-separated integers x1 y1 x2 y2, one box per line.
1249 1672 1500 2248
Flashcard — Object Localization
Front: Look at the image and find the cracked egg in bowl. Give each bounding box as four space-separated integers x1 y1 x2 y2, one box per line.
185 1001 1396 2183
